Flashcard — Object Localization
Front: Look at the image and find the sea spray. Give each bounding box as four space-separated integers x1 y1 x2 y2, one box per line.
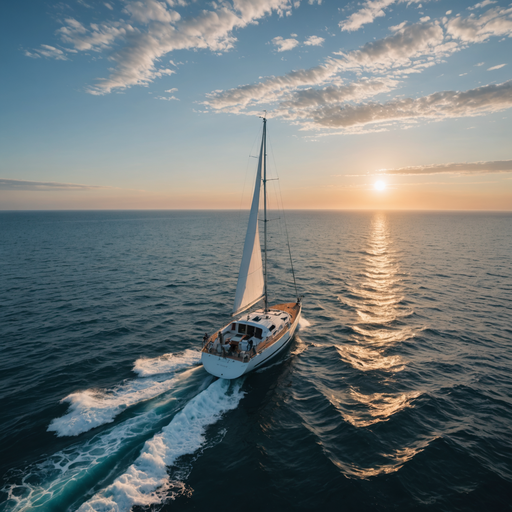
48 350 202 437
298 316 311 330
77 378 244 512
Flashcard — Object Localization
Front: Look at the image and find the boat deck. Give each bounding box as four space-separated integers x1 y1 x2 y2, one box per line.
202 302 301 362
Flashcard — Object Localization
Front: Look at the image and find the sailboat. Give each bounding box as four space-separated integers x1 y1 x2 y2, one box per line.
201 116 302 379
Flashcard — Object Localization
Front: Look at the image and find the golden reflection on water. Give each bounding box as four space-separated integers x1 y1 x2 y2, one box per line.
339 212 412 364
327 437 432 479
329 213 424 477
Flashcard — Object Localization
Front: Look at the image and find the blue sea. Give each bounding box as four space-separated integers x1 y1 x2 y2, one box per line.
1 210 511 512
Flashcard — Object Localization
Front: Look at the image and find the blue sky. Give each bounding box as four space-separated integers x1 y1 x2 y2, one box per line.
1 0 511 209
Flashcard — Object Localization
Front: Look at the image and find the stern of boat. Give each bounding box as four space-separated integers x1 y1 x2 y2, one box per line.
201 352 249 379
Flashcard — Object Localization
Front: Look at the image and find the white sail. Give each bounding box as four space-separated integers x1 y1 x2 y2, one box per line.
232 133 265 316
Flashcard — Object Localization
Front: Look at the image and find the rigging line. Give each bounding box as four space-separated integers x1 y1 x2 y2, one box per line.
267 127 300 300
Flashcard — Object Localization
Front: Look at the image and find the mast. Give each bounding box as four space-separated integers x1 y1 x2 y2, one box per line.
263 116 268 313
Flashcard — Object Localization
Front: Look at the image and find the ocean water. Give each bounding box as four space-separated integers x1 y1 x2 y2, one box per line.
0 210 511 512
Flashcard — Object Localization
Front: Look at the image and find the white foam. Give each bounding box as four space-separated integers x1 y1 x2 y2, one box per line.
48 350 202 437
4 410 161 512
5 370 210 512
47 378 177 437
133 349 201 377
298 316 311 330
77 378 244 512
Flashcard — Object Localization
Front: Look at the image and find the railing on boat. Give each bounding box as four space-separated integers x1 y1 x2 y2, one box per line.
201 303 300 362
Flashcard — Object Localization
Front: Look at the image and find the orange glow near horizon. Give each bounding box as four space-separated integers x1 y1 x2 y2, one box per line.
1 181 512 211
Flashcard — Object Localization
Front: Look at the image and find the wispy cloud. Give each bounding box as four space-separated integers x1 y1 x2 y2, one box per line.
0 179 109 191
277 77 399 112
155 95 179 100
334 21 452 72
377 160 512 175
339 0 424 32
468 0 497 11
25 44 69 60
488 63 507 71
204 9 512 134
303 80 512 130
47 0 295 95
204 21 455 113
446 5 512 43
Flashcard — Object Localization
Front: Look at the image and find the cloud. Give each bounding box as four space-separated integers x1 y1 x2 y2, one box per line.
204 60 340 111
446 5 512 42
272 35 299 52
339 0 423 32
304 35 324 46
165 87 178 93
0 179 109 191
468 0 497 11
123 0 181 23
155 95 179 100
335 21 451 72
377 160 512 175
271 33 324 52
78 0 93 8
305 80 512 129
389 21 407 32
204 21 452 112
277 77 399 112
203 19 512 133
25 44 69 60
488 63 506 70
45 0 295 95
57 18 133 52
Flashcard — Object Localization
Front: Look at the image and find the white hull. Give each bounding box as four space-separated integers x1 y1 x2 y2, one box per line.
201 304 301 379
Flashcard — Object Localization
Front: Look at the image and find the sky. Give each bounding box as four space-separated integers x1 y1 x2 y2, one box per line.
1 0 512 210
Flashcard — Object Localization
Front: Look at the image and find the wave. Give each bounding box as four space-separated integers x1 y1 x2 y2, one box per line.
3 369 211 512
48 350 202 437
77 378 244 512
335 344 405 373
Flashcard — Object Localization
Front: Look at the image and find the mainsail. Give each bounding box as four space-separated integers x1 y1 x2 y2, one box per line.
232 128 265 316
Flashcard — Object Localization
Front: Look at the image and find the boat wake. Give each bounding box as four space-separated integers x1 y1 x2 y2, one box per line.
2 351 244 512
78 378 244 512
48 350 202 437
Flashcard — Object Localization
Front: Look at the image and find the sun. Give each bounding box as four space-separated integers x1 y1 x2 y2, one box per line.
374 180 386 192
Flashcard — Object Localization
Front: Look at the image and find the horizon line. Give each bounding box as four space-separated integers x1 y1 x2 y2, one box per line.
1 208 511 213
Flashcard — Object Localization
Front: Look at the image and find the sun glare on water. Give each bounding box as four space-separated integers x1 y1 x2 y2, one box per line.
374 180 386 192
